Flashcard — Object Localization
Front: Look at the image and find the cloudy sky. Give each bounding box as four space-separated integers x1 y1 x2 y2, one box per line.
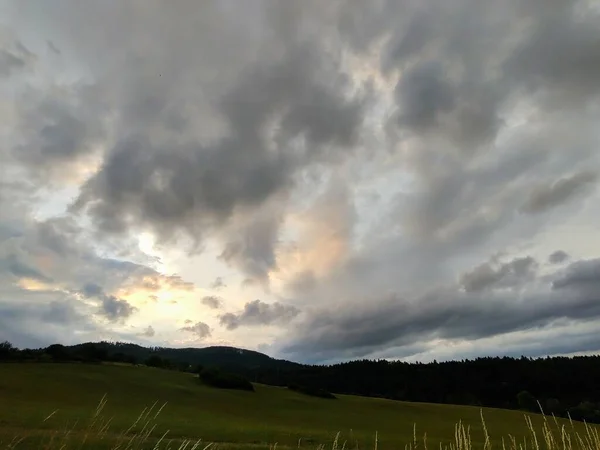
1 0 600 364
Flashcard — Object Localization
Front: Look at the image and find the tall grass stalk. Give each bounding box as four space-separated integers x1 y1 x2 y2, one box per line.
3 400 599 450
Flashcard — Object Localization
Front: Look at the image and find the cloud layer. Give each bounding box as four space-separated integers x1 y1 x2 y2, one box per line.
1 0 600 362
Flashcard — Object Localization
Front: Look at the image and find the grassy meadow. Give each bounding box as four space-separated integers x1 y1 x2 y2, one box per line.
0 363 598 450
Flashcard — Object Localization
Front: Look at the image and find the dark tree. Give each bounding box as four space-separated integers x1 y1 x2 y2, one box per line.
0 341 16 361
45 344 71 362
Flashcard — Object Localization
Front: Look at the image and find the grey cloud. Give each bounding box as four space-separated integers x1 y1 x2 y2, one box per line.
384 1 513 148
55 4 365 279
210 277 226 290
12 0 599 286
33 218 81 258
1 253 52 282
0 295 95 349
396 61 501 147
398 325 600 364
0 48 27 77
6 216 196 298
179 321 211 339
47 40 61 55
219 210 281 281
0 40 34 77
505 8 600 104
549 250 569 264
11 87 107 183
40 300 83 325
0 195 177 348
140 325 155 337
395 60 454 131
80 282 137 322
99 295 137 322
521 171 597 214
282 257 600 362
201 295 223 310
82 282 103 298
459 256 538 292
219 300 300 330
552 258 600 290
380 0 600 256
5 0 600 362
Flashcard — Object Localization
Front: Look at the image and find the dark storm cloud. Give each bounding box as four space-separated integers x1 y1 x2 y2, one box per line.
282 257 600 361
201 295 223 310
219 300 300 330
521 171 597 214
179 321 211 339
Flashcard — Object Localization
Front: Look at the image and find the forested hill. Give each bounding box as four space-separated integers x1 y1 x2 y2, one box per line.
69 341 302 371
1 340 599 423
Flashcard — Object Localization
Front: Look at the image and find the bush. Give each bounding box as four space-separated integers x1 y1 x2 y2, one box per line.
288 383 336 399
198 367 254 391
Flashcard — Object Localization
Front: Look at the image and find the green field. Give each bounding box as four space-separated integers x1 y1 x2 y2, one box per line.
0 363 597 450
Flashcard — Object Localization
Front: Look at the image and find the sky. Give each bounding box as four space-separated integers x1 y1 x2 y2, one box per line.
1 0 600 364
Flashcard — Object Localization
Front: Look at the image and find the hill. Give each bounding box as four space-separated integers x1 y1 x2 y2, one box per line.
2 341 600 424
0 363 596 450
68 341 301 370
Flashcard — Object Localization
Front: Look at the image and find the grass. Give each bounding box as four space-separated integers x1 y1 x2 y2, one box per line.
0 363 597 450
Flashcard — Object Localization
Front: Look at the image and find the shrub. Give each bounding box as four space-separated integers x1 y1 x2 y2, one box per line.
288 383 336 399
198 367 254 391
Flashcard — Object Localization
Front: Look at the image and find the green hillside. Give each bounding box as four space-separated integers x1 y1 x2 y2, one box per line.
0 363 596 450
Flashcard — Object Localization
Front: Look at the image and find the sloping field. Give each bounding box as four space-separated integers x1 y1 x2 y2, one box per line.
0 363 596 450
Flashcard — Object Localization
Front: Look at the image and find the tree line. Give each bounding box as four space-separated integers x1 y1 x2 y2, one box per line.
1 340 598 423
